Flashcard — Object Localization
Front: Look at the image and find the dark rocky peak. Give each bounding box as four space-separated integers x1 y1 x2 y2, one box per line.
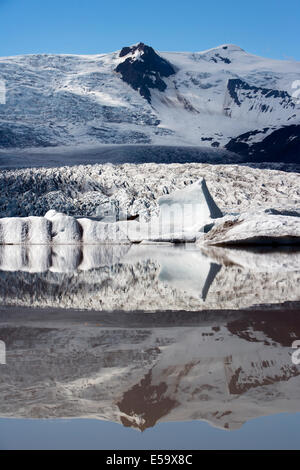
115 42 176 103
119 42 148 58
227 78 292 107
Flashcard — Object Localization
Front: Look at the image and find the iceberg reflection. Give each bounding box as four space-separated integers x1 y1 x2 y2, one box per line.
0 244 299 310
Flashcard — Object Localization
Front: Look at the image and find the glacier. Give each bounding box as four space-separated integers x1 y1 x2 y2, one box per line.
0 178 223 244
0 162 299 219
0 170 299 245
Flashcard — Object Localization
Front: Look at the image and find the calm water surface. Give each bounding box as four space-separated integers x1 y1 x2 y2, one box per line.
0 244 299 449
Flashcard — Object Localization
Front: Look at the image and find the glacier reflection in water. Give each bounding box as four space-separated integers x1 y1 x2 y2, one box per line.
0 244 299 310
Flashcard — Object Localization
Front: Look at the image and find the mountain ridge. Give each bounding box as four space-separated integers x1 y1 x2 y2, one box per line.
0 42 300 162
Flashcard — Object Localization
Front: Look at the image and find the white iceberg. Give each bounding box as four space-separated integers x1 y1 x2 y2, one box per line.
78 217 130 244
203 210 300 246
158 178 223 232
0 216 51 244
0 179 299 245
121 178 223 243
45 210 82 244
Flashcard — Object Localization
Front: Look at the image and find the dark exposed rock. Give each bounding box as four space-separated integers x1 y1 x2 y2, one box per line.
227 78 293 107
225 124 300 163
119 46 132 58
115 42 176 103
216 53 231 64
210 53 231 64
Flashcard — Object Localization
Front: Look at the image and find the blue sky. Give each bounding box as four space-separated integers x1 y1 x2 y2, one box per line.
0 0 299 60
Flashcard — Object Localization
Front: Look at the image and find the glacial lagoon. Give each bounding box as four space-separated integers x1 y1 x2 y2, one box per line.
0 244 300 449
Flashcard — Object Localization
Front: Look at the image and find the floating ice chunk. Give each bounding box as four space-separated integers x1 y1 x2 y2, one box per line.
158 178 223 234
78 218 130 244
0 218 29 244
117 220 197 243
44 210 82 244
118 220 158 243
116 179 223 243
0 216 51 244
203 212 300 245
26 217 52 244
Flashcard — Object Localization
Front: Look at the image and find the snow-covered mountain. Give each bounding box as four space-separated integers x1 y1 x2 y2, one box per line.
0 42 300 162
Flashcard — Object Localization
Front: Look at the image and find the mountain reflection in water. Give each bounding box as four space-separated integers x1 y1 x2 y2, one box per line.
0 244 299 432
0 307 300 431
